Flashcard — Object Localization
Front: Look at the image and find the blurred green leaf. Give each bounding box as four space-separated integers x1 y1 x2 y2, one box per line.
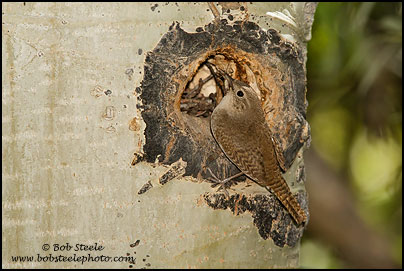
300 240 342 269
310 106 354 171
350 129 402 203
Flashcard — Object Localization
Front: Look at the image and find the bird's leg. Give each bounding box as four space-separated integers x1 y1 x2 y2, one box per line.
206 168 244 198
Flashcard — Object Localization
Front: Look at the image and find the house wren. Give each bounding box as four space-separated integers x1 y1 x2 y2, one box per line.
209 71 307 225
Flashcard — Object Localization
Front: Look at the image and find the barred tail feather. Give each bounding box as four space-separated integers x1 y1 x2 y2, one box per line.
283 192 307 225
269 175 307 225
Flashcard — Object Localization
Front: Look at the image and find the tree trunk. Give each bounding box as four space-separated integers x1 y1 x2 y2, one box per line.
2 2 316 268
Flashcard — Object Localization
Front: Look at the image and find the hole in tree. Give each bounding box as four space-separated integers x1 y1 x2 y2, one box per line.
179 54 248 119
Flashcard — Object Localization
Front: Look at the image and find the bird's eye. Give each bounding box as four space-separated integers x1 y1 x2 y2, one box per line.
236 90 244 97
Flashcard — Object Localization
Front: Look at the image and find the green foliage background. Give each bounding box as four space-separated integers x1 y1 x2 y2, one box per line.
301 2 402 268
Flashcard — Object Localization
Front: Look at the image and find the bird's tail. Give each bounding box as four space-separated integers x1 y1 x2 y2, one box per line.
268 174 307 225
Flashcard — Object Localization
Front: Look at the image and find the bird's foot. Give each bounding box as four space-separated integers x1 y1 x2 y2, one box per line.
206 168 230 198
206 168 244 199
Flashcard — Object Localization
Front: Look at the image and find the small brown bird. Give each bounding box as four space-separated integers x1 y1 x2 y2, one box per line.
209 69 307 225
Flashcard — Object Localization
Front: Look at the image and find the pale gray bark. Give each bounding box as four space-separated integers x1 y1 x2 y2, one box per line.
2 2 316 268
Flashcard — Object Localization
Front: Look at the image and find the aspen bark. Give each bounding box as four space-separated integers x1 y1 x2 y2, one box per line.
2 2 316 268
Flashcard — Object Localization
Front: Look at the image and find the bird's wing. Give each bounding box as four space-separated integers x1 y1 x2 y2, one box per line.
264 125 287 172
211 122 267 183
